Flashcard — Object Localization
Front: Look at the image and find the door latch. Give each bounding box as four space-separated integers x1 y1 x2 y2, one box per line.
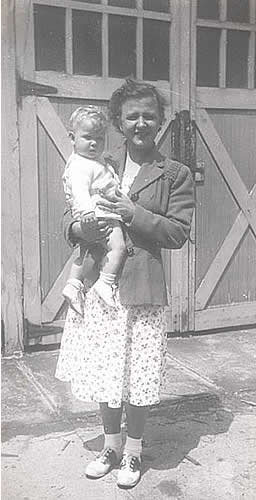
195 161 205 184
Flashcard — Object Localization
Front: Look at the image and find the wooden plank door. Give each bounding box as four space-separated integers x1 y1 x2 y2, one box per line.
193 0 256 331
195 107 256 330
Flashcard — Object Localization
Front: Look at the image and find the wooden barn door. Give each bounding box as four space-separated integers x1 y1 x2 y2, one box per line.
193 0 256 331
17 0 191 344
18 94 180 343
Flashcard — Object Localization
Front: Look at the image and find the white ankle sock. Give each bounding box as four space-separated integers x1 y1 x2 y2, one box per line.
104 433 122 454
123 437 142 459
99 272 116 285
67 278 84 290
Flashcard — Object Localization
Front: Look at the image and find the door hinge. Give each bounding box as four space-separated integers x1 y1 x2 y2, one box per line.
17 77 58 97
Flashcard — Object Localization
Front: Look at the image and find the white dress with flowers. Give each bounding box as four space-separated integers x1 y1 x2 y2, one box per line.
55 154 168 408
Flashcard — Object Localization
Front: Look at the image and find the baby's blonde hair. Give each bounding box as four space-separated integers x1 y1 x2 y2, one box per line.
69 106 107 133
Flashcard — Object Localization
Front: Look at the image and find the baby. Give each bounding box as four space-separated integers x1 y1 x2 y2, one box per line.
62 106 127 314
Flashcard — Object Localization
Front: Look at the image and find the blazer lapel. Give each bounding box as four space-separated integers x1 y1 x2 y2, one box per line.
104 143 165 195
129 161 164 196
129 148 165 195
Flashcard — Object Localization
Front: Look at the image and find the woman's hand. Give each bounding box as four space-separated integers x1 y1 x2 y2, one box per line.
71 214 113 244
96 191 135 223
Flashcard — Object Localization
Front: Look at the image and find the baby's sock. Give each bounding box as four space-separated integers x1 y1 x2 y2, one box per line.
93 272 117 307
62 278 85 316
67 278 84 289
123 437 142 460
99 272 116 286
104 432 122 458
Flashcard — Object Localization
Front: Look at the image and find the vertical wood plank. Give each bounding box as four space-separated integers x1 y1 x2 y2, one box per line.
15 0 35 79
168 0 195 333
179 0 191 110
248 31 255 89
66 7 73 74
249 0 256 89
219 0 227 87
2 0 24 353
219 29 227 88
190 0 197 117
170 0 180 112
136 0 143 79
102 0 109 78
19 97 42 324
188 0 197 331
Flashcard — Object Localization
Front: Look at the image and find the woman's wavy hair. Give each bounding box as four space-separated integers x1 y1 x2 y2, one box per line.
109 78 166 132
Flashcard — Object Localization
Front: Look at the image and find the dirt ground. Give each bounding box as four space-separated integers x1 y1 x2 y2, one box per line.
2 329 256 499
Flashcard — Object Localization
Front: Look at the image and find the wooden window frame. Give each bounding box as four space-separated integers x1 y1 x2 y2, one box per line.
33 0 171 83
196 0 256 91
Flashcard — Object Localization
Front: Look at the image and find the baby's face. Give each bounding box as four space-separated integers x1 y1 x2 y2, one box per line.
72 118 105 160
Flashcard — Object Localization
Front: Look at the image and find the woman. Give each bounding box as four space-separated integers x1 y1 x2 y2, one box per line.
56 79 194 489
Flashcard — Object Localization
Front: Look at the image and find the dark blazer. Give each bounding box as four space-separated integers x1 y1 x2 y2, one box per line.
64 143 195 306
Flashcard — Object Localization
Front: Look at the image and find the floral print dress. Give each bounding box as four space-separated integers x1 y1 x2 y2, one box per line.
56 289 167 408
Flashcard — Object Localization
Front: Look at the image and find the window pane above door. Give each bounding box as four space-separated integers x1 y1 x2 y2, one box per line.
196 28 220 86
108 0 136 7
143 0 169 13
226 30 249 87
143 19 169 80
34 5 66 72
72 10 102 75
226 0 249 23
197 0 219 20
109 15 136 77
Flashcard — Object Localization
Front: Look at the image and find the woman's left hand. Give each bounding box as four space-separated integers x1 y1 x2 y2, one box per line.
96 191 135 223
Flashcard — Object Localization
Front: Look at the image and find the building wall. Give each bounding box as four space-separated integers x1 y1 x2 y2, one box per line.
1 1 24 353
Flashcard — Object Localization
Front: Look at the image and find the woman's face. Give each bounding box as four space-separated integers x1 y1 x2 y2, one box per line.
119 96 161 152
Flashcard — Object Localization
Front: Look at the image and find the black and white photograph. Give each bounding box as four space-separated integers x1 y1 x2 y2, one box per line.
2 0 256 498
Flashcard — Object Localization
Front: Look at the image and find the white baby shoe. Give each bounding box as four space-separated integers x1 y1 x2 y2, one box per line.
62 280 85 316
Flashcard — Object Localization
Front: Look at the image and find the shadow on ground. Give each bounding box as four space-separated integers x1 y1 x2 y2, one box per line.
83 392 233 477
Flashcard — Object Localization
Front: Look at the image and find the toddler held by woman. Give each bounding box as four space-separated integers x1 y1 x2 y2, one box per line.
62 106 126 314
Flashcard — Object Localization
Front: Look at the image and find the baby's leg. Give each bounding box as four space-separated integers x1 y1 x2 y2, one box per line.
93 222 127 307
101 222 127 274
63 244 102 315
73 244 104 287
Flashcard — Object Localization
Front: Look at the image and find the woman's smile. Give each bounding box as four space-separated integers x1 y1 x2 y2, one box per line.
119 96 161 153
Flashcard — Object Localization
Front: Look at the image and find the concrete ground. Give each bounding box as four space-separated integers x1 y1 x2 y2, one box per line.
2 328 256 500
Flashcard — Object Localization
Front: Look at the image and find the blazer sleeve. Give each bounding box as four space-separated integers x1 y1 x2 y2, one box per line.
63 208 79 248
128 164 195 249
